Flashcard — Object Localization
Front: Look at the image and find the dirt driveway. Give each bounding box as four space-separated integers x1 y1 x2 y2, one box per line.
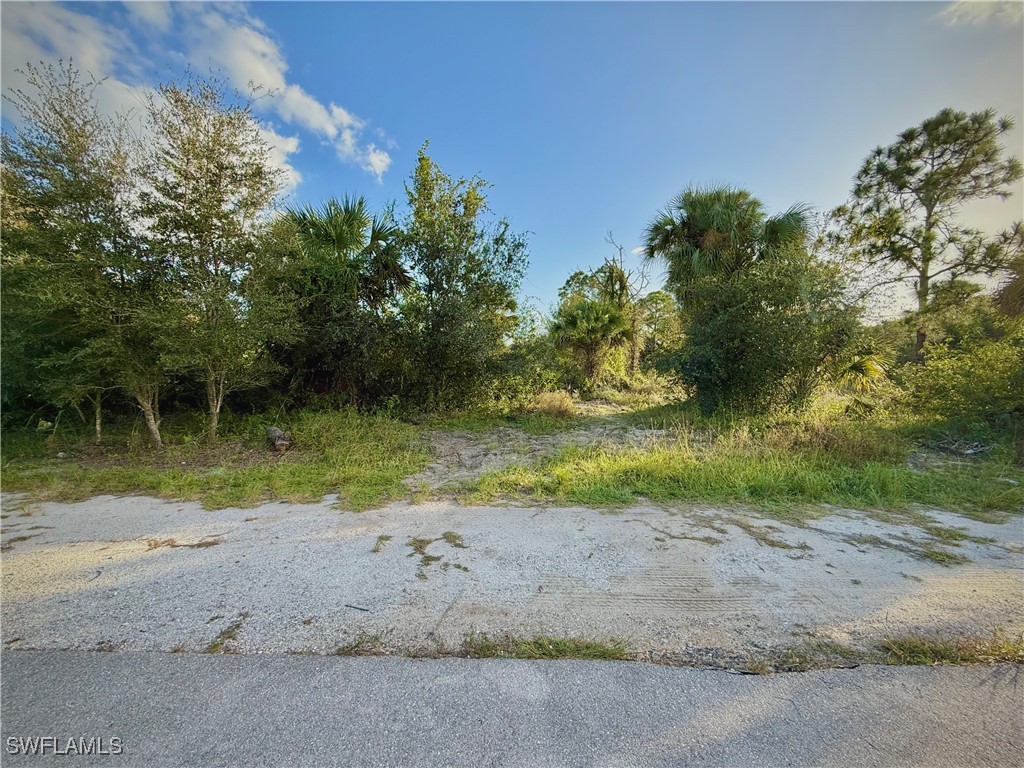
3 491 1021 665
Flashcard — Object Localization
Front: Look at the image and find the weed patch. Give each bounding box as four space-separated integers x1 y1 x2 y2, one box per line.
405 532 469 576
461 634 628 660
881 632 1024 665
469 438 1022 516
442 531 467 548
205 612 250 653
843 533 970 566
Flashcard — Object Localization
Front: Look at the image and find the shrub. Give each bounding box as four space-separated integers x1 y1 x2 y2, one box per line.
902 324 1024 429
674 256 860 413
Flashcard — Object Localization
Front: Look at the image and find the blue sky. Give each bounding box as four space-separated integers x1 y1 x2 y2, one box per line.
2 1 1022 311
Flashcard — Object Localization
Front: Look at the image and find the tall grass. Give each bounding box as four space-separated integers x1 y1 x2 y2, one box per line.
1 410 429 511
469 410 1024 515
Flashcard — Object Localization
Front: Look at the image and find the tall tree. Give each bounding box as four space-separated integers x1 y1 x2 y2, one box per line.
138 77 292 438
830 108 1023 357
283 196 410 402
401 143 528 409
642 185 860 412
1 61 168 448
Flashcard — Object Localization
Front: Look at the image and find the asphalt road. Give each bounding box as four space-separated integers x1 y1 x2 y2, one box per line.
1 651 1021 767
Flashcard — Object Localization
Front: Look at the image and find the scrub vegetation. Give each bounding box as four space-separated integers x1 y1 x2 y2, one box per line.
2 64 1022 523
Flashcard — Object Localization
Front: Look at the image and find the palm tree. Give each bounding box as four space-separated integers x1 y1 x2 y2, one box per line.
287 196 410 308
284 196 410 400
643 185 812 302
550 298 632 383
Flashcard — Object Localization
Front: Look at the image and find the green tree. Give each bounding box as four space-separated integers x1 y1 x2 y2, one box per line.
643 184 811 303
549 297 631 386
643 185 861 412
138 77 293 438
401 143 528 409
996 253 1024 318
636 290 683 367
554 234 653 378
1 61 168 447
675 255 861 412
830 108 1023 357
281 196 410 404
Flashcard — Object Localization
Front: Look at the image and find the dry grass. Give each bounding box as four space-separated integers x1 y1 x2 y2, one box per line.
528 391 576 419
146 537 223 550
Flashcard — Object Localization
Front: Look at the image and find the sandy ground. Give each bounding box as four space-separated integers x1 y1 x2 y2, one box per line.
405 421 669 492
2 491 1022 663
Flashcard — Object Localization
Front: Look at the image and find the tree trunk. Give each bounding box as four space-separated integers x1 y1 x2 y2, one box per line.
206 373 225 441
914 328 928 364
137 398 162 450
914 218 934 364
91 390 103 444
583 349 599 383
915 270 930 364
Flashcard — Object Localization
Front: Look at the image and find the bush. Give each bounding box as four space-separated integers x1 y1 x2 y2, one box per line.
675 255 860 413
901 325 1024 429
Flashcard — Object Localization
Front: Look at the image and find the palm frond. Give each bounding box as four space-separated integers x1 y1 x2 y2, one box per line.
833 353 890 393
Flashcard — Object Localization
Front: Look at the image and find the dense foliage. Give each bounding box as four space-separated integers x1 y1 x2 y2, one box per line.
2 66 1021 459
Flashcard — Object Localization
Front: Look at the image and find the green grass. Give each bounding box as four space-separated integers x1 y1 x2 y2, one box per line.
881 632 1024 665
441 530 467 548
461 634 628 660
1 410 430 511
468 440 1024 516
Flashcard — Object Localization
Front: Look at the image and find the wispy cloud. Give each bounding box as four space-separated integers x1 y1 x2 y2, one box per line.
125 2 173 34
939 1 1024 26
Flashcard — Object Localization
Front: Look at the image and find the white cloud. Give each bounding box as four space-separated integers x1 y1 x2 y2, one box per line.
181 4 392 181
2 2 394 183
1 2 142 109
363 145 392 180
125 2 173 33
631 246 646 255
940 1 1024 26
